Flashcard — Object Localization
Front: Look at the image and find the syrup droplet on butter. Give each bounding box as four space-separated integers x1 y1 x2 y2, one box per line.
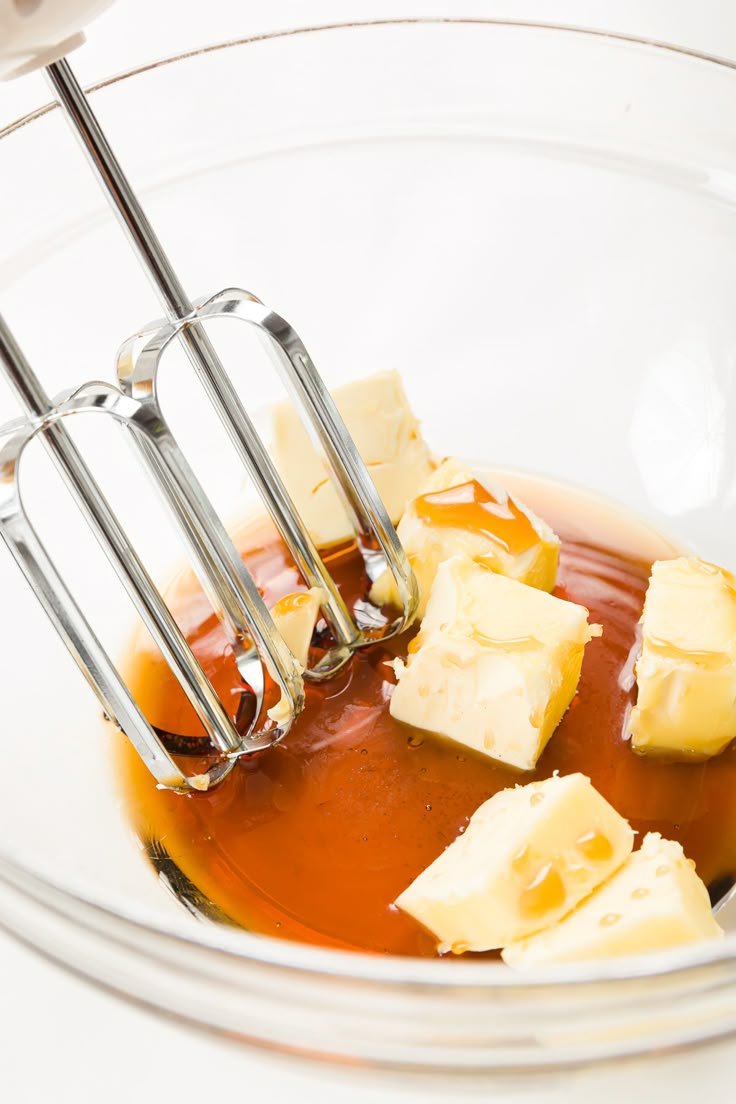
519 862 567 917
511 845 530 870
272 591 314 615
575 829 613 863
413 479 540 556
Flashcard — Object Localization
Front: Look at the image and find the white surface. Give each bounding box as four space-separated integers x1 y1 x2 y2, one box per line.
4 930 736 1104
2 2 736 1102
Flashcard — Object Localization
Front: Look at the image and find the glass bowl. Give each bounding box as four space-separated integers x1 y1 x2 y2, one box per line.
2 17 736 1091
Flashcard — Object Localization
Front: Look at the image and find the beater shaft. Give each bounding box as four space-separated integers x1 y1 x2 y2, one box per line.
0 55 418 793
45 57 361 650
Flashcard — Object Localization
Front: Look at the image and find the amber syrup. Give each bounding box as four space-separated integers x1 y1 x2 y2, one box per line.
119 474 736 957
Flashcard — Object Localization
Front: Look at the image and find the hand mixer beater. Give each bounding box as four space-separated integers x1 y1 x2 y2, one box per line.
0 2 418 792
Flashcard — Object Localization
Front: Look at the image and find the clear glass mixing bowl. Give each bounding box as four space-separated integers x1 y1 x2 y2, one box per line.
2 17 736 1091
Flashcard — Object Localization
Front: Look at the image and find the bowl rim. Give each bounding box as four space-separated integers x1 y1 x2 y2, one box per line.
3 14 736 142
2 15 736 995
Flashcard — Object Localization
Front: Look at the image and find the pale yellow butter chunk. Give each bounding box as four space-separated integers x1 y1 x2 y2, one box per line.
395 773 633 952
502 833 723 968
267 587 324 725
271 371 434 549
389 555 600 771
371 458 559 619
630 557 736 759
270 587 324 670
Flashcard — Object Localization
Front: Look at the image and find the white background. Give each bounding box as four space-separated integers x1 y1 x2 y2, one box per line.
2 3 736 1103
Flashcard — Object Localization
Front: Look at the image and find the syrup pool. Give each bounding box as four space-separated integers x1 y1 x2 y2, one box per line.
118 472 736 957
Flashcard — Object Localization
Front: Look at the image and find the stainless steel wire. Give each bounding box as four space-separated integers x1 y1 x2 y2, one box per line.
0 57 418 792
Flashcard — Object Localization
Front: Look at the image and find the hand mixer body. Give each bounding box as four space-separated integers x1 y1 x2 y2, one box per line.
0 0 113 79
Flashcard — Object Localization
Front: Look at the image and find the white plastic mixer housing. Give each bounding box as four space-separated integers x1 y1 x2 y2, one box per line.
0 0 112 79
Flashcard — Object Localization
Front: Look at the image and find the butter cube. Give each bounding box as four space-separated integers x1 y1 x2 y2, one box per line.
371 458 559 619
630 557 736 758
389 555 600 771
271 371 434 549
395 773 633 952
502 833 723 968
270 587 324 670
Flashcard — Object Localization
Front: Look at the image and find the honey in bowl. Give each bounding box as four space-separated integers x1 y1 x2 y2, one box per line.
118 471 736 957
413 478 540 557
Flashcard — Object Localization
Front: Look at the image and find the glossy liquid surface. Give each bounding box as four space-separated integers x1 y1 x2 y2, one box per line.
119 477 736 956
414 479 539 555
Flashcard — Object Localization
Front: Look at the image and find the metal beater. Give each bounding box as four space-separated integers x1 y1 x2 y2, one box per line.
0 4 417 792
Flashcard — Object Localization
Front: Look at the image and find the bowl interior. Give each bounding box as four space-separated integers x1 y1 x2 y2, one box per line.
1 20 736 968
